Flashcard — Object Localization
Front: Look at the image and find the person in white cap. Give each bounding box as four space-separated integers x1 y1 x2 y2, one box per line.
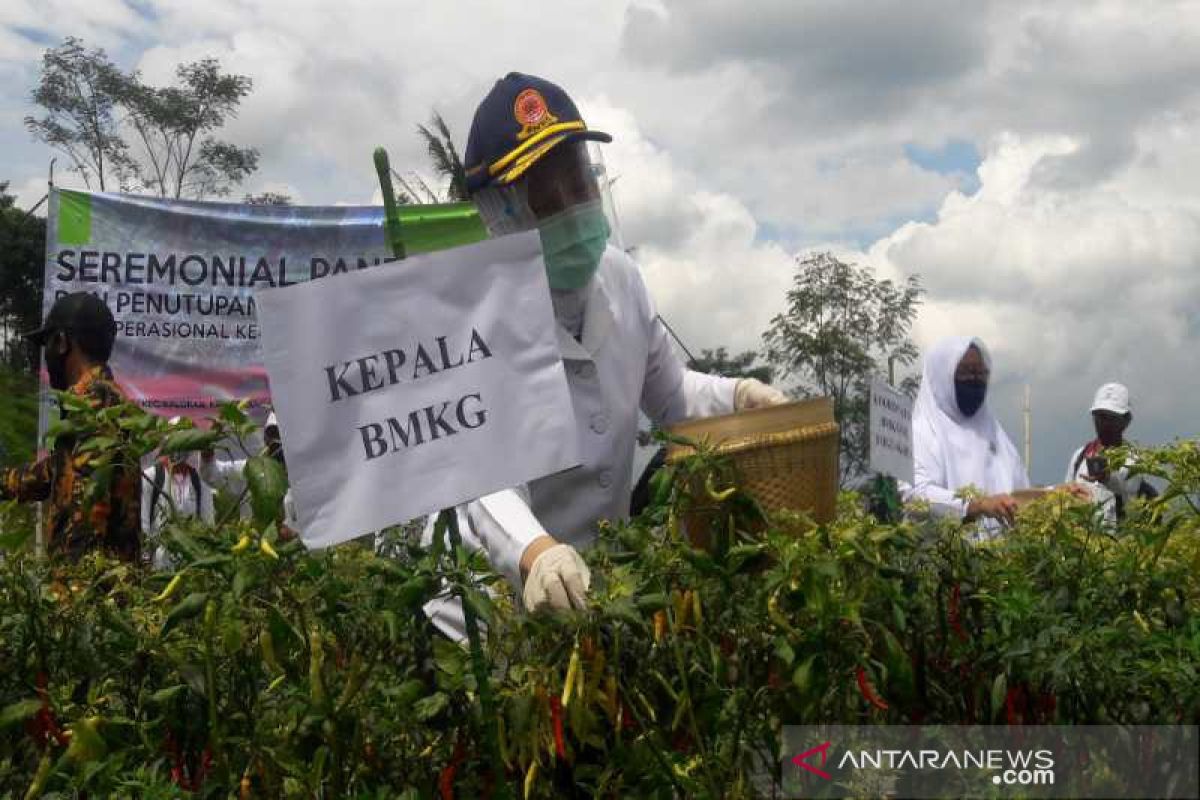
1065 383 1157 518
142 418 216 568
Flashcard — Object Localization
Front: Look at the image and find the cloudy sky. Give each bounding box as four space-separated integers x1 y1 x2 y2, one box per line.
2 0 1198 483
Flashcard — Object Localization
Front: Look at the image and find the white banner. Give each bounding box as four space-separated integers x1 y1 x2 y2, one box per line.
868 376 914 483
256 231 578 548
41 189 483 420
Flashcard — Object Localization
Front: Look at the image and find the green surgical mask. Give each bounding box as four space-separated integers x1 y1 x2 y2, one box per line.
538 200 611 290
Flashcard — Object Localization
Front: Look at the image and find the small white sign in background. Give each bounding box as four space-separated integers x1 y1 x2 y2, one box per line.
257 231 579 548
869 376 914 483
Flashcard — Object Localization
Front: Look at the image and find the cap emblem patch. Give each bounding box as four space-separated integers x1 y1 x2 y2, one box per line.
514 88 559 140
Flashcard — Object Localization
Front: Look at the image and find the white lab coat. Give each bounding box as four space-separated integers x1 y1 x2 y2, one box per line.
199 455 246 496
199 453 255 519
141 461 216 568
200 455 302 533
424 245 738 638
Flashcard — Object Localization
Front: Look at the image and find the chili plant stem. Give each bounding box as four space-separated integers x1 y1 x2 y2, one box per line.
671 623 722 798
441 508 511 800
615 674 690 797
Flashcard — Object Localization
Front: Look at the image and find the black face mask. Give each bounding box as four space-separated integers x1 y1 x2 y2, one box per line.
45 335 71 391
954 379 987 417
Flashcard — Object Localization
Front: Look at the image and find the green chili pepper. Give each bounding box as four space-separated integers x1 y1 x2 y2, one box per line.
309 628 327 708
160 592 209 638
155 574 183 602
260 630 283 675
636 593 668 613
23 751 53 800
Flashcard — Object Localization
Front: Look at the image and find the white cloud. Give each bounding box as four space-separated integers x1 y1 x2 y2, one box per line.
7 174 50 210
858 122 1200 479
4 0 1200 485
587 97 795 355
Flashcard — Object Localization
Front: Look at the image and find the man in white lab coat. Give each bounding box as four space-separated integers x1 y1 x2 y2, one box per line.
200 411 301 536
424 73 787 638
142 421 216 569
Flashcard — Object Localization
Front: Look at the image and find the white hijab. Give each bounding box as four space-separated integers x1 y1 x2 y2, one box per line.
912 337 1029 496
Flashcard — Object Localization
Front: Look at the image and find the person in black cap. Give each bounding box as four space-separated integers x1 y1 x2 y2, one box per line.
423 73 788 640
1 291 141 562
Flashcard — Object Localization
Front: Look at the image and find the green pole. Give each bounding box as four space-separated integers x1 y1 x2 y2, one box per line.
373 148 406 260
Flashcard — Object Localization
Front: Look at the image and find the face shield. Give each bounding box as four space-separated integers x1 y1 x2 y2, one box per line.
473 180 538 236
473 140 622 292
586 142 626 252
473 140 604 234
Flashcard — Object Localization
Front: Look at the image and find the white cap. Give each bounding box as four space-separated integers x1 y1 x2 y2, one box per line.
265 411 278 429
1090 382 1130 415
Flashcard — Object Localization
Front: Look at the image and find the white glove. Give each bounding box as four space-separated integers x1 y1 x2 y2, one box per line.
734 378 789 410
522 544 591 612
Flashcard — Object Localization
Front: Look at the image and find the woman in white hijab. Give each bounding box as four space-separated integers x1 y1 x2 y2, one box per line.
905 337 1029 532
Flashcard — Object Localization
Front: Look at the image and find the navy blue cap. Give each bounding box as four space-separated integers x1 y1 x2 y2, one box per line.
463 72 611 194
24 291 116 349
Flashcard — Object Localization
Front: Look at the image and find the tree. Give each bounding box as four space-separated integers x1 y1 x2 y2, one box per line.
116 58 258 199
25 37 135 191
26 38 259 200
763 252 923 484
393 112 468 204
417 112 468 201
688 347 774 384
0 182 47 373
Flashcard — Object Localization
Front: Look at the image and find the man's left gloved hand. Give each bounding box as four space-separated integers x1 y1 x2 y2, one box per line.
735 378 789 410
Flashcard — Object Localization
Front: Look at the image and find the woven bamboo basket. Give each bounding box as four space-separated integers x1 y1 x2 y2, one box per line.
665 398 840 524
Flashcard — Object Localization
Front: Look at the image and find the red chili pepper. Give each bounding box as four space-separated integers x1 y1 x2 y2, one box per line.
439 739 465 800
856 666 889 711
195 746 213 789
619 698 637 731
671 730 693 754
165 733 183 787
550 696 567 759
1005 684 1026 725
1038 691 1057 722
948 584 969 642
961 669 977 724
30 672 68 748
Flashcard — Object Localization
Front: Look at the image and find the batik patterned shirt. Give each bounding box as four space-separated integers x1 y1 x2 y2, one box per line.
1 365 141 561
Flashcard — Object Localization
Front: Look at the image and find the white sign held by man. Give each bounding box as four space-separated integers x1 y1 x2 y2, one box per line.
256 231 579 548
869 376 914 483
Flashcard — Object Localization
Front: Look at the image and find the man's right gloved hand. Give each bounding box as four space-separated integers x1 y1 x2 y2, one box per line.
734 378 789 410
520 538 590 612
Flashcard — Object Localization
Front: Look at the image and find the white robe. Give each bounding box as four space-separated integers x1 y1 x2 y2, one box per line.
903 336 1029 537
